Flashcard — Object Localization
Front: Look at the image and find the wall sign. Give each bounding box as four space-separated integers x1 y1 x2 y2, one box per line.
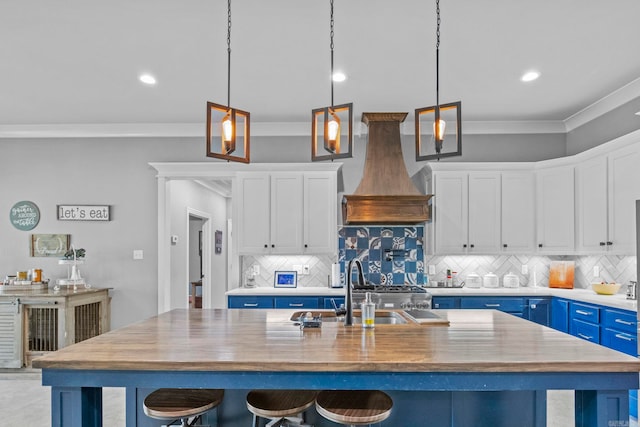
10 200 40 231
57 205 110 221
31 234 71 257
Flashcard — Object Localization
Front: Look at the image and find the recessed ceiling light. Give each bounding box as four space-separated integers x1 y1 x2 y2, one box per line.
332 72 346 82
139 73 157 85
521 71 540 82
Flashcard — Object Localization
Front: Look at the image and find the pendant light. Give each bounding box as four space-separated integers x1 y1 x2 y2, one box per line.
311 0 353 162
206 0 250 163
415 0 462 161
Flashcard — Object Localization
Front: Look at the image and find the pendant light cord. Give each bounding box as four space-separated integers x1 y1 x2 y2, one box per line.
435 0 440 117
227 0 232 108
330 0 335 107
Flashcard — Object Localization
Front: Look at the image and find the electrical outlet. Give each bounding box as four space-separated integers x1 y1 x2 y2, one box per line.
252 265 260 275
302 265 310 275
593 266 600 277
428 265 436 275
521 265 528 275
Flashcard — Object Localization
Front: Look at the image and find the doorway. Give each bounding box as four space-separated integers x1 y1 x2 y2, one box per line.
188 215 204 308
186 208 212 309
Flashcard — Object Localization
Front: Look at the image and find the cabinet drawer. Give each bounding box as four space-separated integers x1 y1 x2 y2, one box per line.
603 309 637 335
570 302 600 324
572 319 600 344
602 328 637 356
228 296 274 309
460 297 524 313
274 297 320 309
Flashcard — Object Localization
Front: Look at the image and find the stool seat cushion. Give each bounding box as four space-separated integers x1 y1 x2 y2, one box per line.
316 390 393 425
246 390 317 418
144 388 224 419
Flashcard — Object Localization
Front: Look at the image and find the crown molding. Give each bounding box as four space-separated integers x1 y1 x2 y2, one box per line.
0 120 568 139
564 76 640 132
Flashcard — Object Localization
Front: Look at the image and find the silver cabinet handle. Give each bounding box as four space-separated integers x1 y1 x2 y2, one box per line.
575 310 592 316
615 319 634 326
577 333 593 340
243 303 259 307
289 303 304 307
615 334 633 342
485 304 501 308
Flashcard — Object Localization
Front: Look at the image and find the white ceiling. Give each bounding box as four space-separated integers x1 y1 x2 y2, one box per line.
2 0 640 137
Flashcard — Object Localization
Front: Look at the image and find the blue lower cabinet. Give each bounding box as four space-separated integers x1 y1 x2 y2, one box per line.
551 298 570 333
432 297 460 309
602 328 637 356
572 319 600 344
274 297 320 309
526 298 551 326
460 297 525 315
228 296 274 309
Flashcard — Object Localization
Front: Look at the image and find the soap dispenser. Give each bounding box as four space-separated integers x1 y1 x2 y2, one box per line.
362 292 375 329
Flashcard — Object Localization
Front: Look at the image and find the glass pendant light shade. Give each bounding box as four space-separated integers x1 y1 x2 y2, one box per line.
206 102 250 163
415 101 462 161
221 112 235 155
312 103 353 161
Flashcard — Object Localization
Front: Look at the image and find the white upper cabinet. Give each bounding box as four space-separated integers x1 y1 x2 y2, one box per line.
270 173 304 254
433 171 500 254
236 172 271 254
236 169 338 255
535 165 575 254
576 143 640 254
501 172 535 253
303 172 337 254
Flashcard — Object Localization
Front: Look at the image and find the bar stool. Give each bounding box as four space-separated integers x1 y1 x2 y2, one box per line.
246 389 316 427
143 388 224 426
315 390 392 426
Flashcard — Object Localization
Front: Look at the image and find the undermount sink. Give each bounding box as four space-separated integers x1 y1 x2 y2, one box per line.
289 310 408 325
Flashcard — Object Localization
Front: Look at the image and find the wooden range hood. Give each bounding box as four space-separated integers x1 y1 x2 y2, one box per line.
342 112 432 224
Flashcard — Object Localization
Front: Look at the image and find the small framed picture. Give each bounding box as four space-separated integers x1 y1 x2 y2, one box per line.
274 271 297 288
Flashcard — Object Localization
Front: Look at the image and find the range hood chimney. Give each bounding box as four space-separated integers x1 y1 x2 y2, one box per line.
342 112 432 224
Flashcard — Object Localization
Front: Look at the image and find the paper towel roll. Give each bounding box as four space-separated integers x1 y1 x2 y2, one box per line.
331 263 342 288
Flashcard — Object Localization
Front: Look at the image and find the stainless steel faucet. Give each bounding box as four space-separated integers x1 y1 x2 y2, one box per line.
345 259 366 326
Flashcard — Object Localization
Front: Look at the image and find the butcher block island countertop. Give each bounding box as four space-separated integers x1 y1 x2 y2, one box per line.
33 308 640 427
33 308 639 372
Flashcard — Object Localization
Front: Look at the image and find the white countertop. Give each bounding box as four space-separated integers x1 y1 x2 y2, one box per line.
227 286 637 311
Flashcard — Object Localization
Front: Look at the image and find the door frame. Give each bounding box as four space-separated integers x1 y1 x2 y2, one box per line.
187 209 211 309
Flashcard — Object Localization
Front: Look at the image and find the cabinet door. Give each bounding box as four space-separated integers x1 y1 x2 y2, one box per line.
535 166 574 253
468 172 501 253
0 300 23 368
551 298 569 333
432 297 459 309
434 173 468 254
303 172 337 253
274 297 320 309
228 296 274 309
236 173 271 254
608 144 640 254
575 156 608 252
502 172 535 253
270 173 303 254
527 298 550 326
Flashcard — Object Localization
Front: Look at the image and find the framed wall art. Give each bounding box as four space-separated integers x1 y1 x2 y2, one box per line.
30 234 71 257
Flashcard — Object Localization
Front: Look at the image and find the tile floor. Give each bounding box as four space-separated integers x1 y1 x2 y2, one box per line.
0 371 636 426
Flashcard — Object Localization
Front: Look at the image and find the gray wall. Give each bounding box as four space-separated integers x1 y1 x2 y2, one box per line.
566 97 640 155
0 131 575 329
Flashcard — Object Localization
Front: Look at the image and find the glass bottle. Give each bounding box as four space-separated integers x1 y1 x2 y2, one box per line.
362 292 375 329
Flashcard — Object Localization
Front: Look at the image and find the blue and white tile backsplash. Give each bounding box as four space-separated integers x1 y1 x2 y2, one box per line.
338 226 425 286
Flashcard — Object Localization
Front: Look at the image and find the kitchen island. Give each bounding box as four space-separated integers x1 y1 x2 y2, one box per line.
33 308 640 426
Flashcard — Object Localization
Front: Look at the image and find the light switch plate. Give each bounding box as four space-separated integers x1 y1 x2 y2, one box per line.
133 250 144 260
302 265 310 275
521 265 528 275
428 265 436 275
593 266 600 277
